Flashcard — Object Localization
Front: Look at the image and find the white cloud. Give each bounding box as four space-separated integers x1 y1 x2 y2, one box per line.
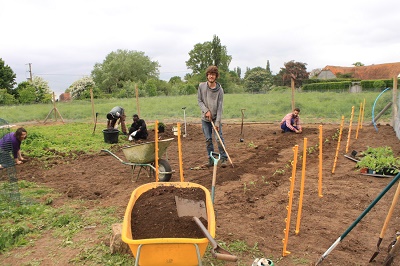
1 0 399 97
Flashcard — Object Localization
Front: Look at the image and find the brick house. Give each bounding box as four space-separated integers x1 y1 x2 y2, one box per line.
59 92 71 102
318 62 400 80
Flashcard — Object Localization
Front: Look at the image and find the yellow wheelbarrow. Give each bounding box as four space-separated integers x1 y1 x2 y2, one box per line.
121 182 237 266
101 138 174 182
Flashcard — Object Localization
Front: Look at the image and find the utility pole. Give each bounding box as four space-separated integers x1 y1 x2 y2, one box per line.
26 63 33 82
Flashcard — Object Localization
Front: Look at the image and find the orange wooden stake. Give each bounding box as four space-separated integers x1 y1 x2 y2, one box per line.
295 138 307 235
332 116 345 174
177 123 184 182
283 145 298 257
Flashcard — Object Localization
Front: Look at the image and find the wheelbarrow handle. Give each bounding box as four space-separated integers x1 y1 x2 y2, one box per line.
101 149 124 163
192 217 238 262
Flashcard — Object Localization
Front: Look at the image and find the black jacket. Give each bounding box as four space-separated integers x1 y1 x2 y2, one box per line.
129 119 148 139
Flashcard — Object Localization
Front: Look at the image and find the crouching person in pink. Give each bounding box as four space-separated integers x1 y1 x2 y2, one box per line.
280 108 302 133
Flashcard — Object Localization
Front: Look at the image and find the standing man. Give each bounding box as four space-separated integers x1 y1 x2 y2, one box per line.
197 65 228 168
128 114 148 141
280 108 302 133
106 106 127 135
0 127 28 168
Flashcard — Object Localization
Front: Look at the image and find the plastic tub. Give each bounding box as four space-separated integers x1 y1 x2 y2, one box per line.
102 129 119 144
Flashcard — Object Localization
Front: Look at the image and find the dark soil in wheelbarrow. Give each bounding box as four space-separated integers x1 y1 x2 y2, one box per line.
4 122 400 266
131 186 208 239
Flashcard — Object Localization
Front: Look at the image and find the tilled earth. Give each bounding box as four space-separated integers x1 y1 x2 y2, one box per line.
2 122 400 265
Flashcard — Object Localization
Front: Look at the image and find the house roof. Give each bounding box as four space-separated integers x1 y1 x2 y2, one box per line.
322 62 400 80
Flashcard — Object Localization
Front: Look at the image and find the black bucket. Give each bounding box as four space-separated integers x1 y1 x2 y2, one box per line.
102 129 120 144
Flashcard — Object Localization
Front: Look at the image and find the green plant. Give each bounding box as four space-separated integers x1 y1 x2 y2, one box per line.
363 146 394 158
273 169 285 176
243 183 247 192
356 146 400 174
248 141 258 148
261 175 269 184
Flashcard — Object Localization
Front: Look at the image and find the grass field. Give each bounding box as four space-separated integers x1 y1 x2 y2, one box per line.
0 91 394 124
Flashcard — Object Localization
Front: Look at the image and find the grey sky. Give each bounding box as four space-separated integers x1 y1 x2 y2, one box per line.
1 0 399 97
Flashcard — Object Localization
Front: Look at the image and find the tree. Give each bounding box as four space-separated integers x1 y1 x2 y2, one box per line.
0 58 17 93
278 60 309 87
169 76 183 85
0 89 16 105
266 60 272 75
69 76 96 99
144 79 158 96
32 76 52 103
234 67 242 79
180 84 196 95
186 42 213 75
211 35 222 69
156 79 172 96
244 68 273 93
14 81 36 103
353 62 364 67
91 49 160 94
186 35 232 75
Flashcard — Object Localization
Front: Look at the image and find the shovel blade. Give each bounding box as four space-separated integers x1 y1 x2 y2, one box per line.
369 237 383 262
175 196 208 220
369 251 379 262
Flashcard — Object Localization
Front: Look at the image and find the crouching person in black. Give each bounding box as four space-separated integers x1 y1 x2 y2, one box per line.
128 114 148 141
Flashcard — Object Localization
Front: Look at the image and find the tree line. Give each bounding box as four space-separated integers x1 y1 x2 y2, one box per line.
0 35 309 104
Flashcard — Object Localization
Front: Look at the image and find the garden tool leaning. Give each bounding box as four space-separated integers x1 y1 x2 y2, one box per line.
369 179 400 262
239 108 245 142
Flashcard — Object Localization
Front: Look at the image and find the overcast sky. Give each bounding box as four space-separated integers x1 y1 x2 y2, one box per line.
1 0 399 97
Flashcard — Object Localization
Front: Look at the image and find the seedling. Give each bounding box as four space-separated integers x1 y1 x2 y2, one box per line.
248 141 258 149
273 169 285 176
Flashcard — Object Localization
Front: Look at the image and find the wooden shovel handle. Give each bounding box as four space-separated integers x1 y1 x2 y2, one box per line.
379 180 400 238
210 120 234 167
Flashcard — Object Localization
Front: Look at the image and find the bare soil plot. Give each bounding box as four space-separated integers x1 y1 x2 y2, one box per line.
2 122 400 265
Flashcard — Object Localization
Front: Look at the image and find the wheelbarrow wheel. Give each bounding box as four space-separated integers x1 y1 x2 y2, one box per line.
154 159 172 182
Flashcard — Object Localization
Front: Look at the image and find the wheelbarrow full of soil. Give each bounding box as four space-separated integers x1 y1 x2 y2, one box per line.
121 182 237 266
101 138 174 182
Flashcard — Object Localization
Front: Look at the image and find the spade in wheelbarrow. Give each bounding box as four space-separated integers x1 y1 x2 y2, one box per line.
122 182 219 266
101 138 174 182
175 195 238 262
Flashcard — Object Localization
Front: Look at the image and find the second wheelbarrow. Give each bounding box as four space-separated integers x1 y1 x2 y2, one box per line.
101 138 174 182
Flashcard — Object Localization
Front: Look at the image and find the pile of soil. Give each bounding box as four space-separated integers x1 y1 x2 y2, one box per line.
131 186 208 239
